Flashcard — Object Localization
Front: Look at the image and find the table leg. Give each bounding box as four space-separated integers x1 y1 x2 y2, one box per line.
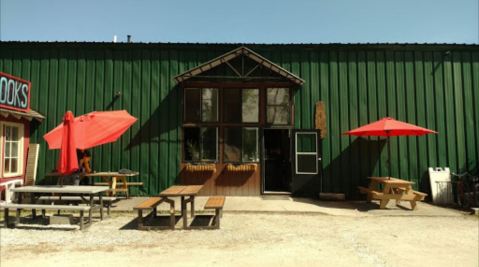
31 193 36 219
191 196 195 217
111 177 117 196
89 195 94 223
379 184 391 209
181 196 187 229
99 194 104 220
119 177 128 198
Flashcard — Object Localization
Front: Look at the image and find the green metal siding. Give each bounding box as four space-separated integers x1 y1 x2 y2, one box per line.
0 43 478 197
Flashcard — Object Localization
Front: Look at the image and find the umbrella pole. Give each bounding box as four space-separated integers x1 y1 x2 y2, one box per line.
387 137 391 179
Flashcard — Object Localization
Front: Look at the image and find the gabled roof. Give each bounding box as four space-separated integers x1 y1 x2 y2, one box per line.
174 46 305 85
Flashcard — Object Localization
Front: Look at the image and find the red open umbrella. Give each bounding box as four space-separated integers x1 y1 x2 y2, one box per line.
345 117 437 177
44 110 137 150
57 111 79 175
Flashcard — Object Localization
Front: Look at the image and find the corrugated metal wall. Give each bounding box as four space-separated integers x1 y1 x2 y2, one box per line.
0 42 477 197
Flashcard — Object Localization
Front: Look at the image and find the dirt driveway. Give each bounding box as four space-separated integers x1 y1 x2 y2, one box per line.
1 213 478 267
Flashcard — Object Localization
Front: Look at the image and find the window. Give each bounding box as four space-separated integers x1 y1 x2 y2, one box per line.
224 128 259 162
295 132 318 174
183 127 218 162
2 122 24 177
223 89 259 123
184 88 218 122
267 88 290 125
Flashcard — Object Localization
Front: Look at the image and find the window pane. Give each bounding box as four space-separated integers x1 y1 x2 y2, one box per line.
267 88 289 105
200 128 217 161
10 159 17 173
183 127 217 161
267 106 290 124
201 88 218 122
11 142 18 157
12 127 18 140
4 159 10 173
5 142 10 157
242 128 259 162
297 133 317 153
224 128 241 162
297 154 317 174
184 89 201 122
184 128 200 161
242 89 259 123
223 89 241 123
5 126 11 140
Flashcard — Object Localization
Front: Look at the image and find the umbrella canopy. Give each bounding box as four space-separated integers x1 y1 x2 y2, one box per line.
57 111 79 175
44 110 137 150
345 117 437 178
345 117 437 137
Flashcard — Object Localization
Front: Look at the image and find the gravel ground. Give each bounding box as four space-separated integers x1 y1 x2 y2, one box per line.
1 213 478 267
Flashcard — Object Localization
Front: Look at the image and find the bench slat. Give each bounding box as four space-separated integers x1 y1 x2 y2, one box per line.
1 204 91 211
38 196 117 202
94 182 144 186
204 196 225 209
134 197 163 210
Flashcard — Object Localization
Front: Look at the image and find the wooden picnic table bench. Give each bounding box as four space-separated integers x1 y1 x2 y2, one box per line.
359 177 427 210
134 197 175 230
38 196 117 215
1 203 91 230
10 185 109 228
201 196 225 229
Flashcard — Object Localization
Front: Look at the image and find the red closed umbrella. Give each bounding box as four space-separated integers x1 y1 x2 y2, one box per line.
345 117 437 177
44 110 137 150
57 111 79 175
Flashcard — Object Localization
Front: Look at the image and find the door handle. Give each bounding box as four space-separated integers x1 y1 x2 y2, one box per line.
318 157 322 161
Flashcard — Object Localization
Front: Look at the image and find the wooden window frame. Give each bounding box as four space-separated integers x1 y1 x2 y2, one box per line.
1 121 24 178
181 85 294 164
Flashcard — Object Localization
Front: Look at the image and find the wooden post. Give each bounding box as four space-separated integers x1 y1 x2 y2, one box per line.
4 208 9 227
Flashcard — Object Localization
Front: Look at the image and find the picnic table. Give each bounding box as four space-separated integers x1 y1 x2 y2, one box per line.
359 177 427 210
159 185 203 229
9 185 110 228
47 171 141 197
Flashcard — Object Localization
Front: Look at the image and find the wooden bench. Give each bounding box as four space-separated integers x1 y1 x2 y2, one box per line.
195 196 225 229
134 197 175 230
38 196 117 215
1 203 91 230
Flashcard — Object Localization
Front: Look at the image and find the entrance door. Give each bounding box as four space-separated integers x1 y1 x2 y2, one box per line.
292 130 321 197
262 129 292 193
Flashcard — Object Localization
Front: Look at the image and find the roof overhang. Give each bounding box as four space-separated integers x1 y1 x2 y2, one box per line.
174 46 305 86
0 108 45 122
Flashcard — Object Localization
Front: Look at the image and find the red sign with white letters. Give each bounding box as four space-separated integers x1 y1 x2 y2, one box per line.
0 72 31 112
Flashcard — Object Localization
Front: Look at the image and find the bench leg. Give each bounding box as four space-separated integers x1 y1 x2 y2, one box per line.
4 208 9 228
41 209 46 218
80 211 84 230
107 203 111 216
410 201 417 210
137 209 144 229
214 208 221 229
32 209 37 219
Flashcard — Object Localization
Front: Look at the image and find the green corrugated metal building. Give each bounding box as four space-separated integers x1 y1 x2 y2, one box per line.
0 41 477 198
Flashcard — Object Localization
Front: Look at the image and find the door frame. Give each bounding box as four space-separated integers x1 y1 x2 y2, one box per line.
260 127 293 194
